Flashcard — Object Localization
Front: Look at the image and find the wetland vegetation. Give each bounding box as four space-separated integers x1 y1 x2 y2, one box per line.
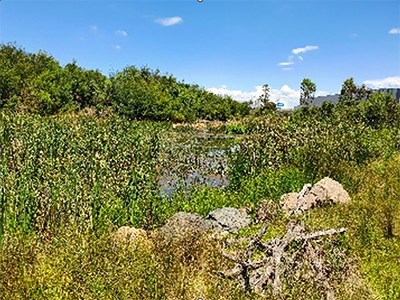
1 44 400 299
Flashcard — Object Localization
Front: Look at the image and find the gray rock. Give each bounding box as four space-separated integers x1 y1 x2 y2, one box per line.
161 212 213 240
206 207 251 234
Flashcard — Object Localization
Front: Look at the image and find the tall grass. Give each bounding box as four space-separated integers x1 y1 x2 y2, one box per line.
0 112 170 237
228 112 400 189
1 107 400 299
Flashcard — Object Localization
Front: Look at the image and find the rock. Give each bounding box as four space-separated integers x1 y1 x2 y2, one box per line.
255 200 278 224
280 178 351 216
206 207 251 234
311 177 351 206
160 212 213 240
114 226 148 244
281 193 300 216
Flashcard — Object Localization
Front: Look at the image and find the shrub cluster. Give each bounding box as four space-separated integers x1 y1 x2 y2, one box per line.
0 43 250 121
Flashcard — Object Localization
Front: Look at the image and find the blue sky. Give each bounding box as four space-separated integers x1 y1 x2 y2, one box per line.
1 0 399 107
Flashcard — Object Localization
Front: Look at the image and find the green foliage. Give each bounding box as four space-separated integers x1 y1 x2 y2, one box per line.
303 154 400 299
229 106 400 188
300 78 316 107
0 43 109 115
2 42 400 299
0 229 253 300
225 123 247 134
358 92 400 129
0 112 167 234
338 77 372 107
257 83 276 113
1 43 249 121
109 65 250 122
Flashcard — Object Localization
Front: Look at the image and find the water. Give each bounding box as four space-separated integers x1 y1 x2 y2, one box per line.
157 135 239 199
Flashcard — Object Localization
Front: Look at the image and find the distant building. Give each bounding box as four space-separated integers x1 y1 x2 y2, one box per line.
298 88 400 108
312 94 340 106
376 88 400 102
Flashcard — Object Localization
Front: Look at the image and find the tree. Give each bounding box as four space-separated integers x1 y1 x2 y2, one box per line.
258 84 276 113
338 77 372 106
300 78 316 107
359 92 400 128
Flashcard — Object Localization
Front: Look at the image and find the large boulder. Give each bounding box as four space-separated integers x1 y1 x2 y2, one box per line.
281 178 351 216
311 177 351 206
160 208 252 241
160 212 214 240
206 207 251 234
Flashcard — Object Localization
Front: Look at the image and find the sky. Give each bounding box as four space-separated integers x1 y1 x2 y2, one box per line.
0 0 399 108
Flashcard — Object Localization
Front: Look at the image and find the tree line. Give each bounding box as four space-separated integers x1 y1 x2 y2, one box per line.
0 43 251 121
1 43 397 123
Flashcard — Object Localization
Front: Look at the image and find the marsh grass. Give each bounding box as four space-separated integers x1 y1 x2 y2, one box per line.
302 154 400 299
1 109 400 299
0 226 257 300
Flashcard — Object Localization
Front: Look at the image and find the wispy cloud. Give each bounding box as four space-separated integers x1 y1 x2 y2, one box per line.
389 28 400 34
291 45 319 55
113 45 121 50
155 17 183 26
278 45 318 70
363 76 400 88
90 25 98 33
278 62 294 66
116 30 128 36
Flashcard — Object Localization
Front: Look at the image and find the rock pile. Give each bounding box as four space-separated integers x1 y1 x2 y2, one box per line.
114 177 352 298
280 177 351 216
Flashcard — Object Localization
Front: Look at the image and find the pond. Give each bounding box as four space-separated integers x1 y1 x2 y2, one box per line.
157 131 240 198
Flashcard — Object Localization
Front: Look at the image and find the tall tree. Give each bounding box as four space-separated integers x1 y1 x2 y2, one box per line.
300 78 316 107
258 84 270 108
258 84 276 112
339 77 372 106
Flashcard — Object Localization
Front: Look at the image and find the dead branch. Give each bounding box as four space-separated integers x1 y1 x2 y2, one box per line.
221 221 347 295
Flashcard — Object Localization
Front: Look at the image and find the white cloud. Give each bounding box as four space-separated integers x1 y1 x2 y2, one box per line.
389 28 400 34
292 45 318 55
113 45 121 50
207 85 299 108
155 17 183 26
363 76 400 88
90 25 97 33
278 61 294 66
116 30 128 36
278 46 317 70
207 85 330 108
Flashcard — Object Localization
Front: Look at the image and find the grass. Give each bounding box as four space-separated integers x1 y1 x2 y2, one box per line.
302 154 400 299
1 109 400 299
